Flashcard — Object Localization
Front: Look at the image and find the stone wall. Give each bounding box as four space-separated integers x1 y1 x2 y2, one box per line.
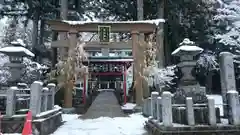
144 91 240 134
1 81 63 134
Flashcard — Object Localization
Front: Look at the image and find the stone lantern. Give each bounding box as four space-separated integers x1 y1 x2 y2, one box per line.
0 39 34 84
171 38 207 103
172 38 203 87
170 39 221 124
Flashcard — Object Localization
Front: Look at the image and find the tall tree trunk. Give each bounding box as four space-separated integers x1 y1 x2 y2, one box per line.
52 32 58 68
32 12 40 62
38 19 45 62
39 20 45 47
137 0 143 20
163 0 172 66
156 0 165 67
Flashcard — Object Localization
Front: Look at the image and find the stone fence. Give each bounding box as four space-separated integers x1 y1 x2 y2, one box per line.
143 91 240 126
3 81 56 117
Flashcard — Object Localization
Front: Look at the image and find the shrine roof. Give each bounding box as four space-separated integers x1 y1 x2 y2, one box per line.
47 19 165 33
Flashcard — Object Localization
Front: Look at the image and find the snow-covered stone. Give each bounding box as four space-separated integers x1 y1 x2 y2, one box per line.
171 45 203 56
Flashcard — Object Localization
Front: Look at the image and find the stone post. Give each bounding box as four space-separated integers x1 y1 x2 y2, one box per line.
186 97 195 126
47 83 56 109
107 82 110 89
151 92 159 119
143 97 152 117
42 87 49 112
157 97 162 122
208 97 216 125
226 90 240 125
143 98 147 116
6 87 17 117
162 91 172 127
219 52 236 117
30 81 43 117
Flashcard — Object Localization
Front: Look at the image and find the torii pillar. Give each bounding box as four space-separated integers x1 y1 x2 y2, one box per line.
64 29 78 108
132 31 144 105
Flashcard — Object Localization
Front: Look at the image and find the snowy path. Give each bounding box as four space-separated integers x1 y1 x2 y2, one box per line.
51 114 148 135
3 114 148 135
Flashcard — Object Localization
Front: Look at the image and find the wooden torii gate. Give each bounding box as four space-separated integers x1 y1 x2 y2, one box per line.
47 19 165 107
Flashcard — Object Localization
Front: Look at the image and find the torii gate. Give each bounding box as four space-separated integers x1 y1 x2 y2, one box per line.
46 19 165 107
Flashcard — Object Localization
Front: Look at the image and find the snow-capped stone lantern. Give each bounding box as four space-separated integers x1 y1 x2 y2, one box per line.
0 39 34 84
172 38 203 86
171 38 208 104
170 39 221 125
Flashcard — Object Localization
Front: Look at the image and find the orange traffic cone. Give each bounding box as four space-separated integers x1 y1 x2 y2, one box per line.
0 112 2 135
22 111 32 135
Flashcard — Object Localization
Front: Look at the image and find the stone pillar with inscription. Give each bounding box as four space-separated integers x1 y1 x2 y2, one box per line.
219 52 237 117
6 87 17 117
30 81 43 116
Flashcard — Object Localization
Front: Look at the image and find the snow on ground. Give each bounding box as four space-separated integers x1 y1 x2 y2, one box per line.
207 94 223 116
3 95 224 135
2 113 149 135
121 103 137 110
51 113 147 135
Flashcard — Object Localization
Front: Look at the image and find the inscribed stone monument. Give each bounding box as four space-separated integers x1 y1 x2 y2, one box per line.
219 52 237 117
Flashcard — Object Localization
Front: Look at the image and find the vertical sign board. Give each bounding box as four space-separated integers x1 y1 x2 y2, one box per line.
98 25 111 43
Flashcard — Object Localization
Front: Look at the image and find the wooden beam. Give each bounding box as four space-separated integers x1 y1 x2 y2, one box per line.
46 19 164 33
51 40 133 49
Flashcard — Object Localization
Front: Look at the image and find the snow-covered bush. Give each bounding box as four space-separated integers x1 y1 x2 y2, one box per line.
48 41 88 88
20 57 49 84
214 0 240 54
0 54 10 85
0 54 48 85
196 50 219 75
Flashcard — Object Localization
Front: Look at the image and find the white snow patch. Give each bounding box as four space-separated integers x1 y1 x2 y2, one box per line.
62 114 80 122
0 46 34 57
121 103 137 110
97 89 115 92
51 113 147 135
206 95 223 116
171 45 203 56
11 39 26 47
63 19 165 26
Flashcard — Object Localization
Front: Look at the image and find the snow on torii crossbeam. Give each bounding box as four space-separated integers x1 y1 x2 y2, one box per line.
46 19 165 33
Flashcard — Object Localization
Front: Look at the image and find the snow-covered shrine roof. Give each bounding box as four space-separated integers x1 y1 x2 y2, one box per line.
47 19 165 33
